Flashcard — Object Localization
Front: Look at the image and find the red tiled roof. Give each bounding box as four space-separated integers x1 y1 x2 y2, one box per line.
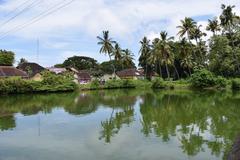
0 66 28 77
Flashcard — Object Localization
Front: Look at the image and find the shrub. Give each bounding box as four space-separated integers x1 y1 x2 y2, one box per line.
0 72 77 94
0 50 15 66
151 78 166 89
190 69 227 89
214 76 227 88
90 79 100 89
232 78 240 90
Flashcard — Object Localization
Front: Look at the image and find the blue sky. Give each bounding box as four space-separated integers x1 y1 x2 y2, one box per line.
0 0 239 67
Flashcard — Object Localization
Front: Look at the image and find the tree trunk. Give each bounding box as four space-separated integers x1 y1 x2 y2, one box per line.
158 62 162 78
188 67 192 77
173 64 180 80
165 63 170 80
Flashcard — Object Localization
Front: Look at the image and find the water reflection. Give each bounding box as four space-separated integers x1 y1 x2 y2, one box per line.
0 90 240 159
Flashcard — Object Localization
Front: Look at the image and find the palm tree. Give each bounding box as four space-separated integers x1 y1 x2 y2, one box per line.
220 4 240 72
139 37 151 79
220 4 236 31
122 49 134 67
206 18 221 36
113 43 122 61
177 17 196 41
151 31 174 80
180 55 194 76
97 30 116 73
148 38 162 77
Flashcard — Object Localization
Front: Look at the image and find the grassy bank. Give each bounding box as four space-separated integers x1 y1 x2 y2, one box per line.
80 78 191 91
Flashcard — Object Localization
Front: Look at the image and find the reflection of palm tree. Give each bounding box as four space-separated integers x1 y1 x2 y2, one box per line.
99 106 134 143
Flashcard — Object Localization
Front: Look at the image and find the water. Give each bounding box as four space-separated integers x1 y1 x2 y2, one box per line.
0 89 240 160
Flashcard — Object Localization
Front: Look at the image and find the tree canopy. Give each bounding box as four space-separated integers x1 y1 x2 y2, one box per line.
0 50 15 66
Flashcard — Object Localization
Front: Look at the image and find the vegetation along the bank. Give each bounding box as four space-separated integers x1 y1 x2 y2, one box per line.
0 71 77 94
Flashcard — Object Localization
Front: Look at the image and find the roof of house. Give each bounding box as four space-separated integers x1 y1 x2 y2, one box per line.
116 68 144 77
138 68 159 76
17 62 45 77
78 70 91 80
0 66 28 78
47 67 67 74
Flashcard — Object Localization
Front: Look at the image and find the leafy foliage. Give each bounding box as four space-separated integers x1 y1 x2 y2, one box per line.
0 50 15 66
190 69 227 88
0 71 77 94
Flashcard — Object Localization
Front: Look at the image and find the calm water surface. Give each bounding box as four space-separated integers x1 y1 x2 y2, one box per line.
0 89 240 160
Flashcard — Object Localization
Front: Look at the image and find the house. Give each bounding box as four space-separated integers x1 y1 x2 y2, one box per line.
101 73 120 82
116 68 144 80
47 67 67 74
138 68 159 80
77 70 91 84
17 62 45 81
0 66 28 78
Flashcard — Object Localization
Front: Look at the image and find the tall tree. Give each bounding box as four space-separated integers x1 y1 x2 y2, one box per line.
139 37 152 79
97 31 116 73
177 17 197 41
113 43 122 61
206 18 221 36
220 4 240 73
122 49 134 67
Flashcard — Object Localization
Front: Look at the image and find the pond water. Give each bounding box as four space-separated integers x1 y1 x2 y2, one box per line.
0 89 240 160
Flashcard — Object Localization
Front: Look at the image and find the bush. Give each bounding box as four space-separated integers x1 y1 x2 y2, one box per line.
0 77 33 93
190 69 227 89
232 78 240 90
0 50 15 66
104 79 136 89
214 76 227 88
90 79 100 89
0 72 77 94
151 78 166 89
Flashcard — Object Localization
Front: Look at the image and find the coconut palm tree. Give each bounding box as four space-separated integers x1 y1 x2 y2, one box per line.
177 17 197 41
220 4 236 31
180 55 195 76
153 31 174 80
122 49 134 67
139 37 151 79
206 18 221 36
148 38 163 77
113 43 122 61
220 4 240 72
97 30 116 73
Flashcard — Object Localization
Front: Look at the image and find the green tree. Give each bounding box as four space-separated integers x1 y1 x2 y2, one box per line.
122 49 134 67
139 37 153 79
177 17 197 42
0 50 15 66
97 31 116 73
206 18 221 36
61 56 98 70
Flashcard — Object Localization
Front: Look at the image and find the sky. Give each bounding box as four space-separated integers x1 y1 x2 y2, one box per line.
0 0 239 67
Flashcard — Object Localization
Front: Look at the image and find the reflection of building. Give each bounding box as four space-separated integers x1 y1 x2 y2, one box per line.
0 66 28 78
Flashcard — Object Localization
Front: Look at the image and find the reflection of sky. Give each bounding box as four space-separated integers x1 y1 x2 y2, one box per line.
0 105 219 160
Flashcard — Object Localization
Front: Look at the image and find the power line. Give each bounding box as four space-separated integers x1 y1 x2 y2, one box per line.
0 0 75 39
0 0 42 29
4 0 34 17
